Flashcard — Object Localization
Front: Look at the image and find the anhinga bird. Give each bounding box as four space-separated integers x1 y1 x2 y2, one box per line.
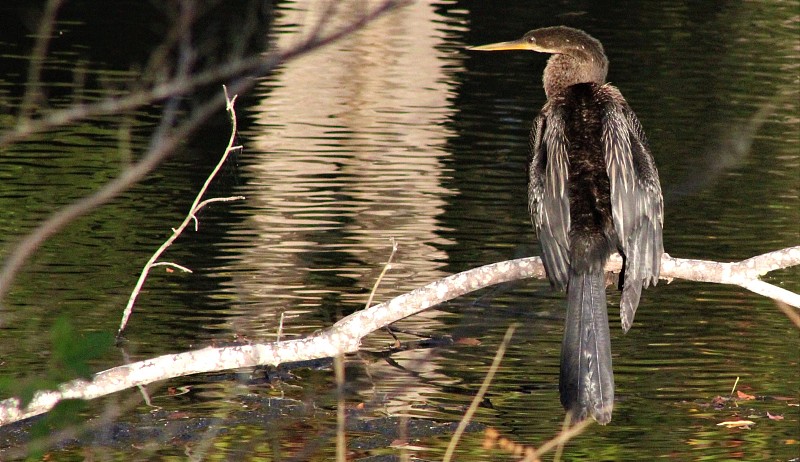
471 26 664 424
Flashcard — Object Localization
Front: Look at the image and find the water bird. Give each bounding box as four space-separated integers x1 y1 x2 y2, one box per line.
471 26 664 424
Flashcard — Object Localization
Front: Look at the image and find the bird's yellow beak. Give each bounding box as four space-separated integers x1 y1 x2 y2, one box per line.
468 39 532 52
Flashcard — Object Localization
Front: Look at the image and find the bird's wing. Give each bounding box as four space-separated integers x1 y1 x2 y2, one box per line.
529 108 571 290
601 88 664 331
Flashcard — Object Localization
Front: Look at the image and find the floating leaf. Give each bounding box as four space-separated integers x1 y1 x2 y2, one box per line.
736 390 755 400
767 412 784 420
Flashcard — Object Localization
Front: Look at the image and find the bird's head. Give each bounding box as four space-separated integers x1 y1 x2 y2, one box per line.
470 26 609 97
470 26 605 60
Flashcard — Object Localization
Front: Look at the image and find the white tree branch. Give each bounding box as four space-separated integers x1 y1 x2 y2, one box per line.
1 248 797 426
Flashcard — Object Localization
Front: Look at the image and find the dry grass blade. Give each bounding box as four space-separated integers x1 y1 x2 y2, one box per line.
442 324 517 462
777 300 800 328
553 412 571 462
365 237 398 310
523 418 593 461
335 354 346 462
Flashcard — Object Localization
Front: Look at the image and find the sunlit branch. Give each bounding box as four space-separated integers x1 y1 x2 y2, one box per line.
1 247 797 426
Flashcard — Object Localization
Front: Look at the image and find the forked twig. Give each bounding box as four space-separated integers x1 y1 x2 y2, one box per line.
116 86 244 338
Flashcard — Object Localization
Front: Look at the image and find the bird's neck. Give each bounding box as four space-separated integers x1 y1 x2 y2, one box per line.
543 52 608 99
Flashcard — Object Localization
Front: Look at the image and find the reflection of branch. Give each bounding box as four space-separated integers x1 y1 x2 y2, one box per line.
0 0 410 309
666 89 796 199
1 247 797 425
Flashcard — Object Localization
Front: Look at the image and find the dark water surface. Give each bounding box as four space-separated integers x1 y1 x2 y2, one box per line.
0 1 798 460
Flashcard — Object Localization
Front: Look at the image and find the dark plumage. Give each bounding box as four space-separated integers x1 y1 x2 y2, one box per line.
471 26 664 424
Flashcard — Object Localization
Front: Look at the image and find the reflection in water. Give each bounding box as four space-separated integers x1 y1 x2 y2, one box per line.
228 0 462 412
226 0 472 418
239 0 456 321
667 89 797 200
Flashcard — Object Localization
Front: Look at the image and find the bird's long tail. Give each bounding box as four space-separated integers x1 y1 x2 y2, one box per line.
560 269 614 424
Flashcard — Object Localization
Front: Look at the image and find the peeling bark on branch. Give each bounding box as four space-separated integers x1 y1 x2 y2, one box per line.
1 248 798 426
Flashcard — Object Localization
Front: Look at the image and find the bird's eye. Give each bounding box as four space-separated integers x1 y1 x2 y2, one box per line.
528 36 536 44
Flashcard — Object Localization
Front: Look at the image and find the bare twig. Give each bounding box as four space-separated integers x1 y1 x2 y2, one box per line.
0 89 225 317
115 86 243 337
18 0 66 122
481 411 591 461
277 312 286 343
187 195 245 231
150 262 193 273
553 413 571 462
